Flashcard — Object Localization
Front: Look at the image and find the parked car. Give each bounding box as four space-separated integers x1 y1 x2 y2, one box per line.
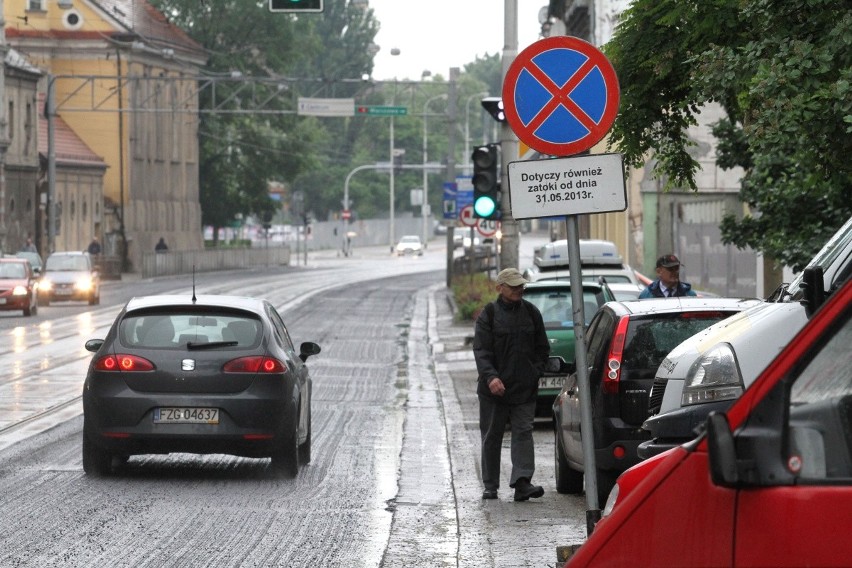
553 297 760 504
0 258 39 317
15 251 44 277
81 294 321 477
602 282 644 302
640 215 852 459
38 251 100 306
566 277 852 567
523 239 640 285
395 235 423 256
522 280 615 417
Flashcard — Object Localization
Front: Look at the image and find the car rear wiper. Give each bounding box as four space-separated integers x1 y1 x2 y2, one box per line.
186 341 238 350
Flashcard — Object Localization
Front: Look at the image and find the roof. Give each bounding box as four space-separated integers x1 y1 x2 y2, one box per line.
525 281 605 291
5 48 41 76
610 297 762 317
37 94 107 169
124 295 268 313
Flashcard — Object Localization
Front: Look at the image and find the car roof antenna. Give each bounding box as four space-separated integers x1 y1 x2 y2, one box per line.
192 265 197 304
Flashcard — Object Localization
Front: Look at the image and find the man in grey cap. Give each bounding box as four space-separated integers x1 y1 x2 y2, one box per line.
473 268 550 501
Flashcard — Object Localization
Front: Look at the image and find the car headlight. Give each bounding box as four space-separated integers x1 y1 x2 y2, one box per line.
12 285 28 296
602 483 620 517
39 279 53 292
681 343 743 406
75 277 93 291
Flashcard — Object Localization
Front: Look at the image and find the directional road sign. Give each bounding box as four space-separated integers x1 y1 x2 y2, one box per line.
502 36 619 156
356 106 408 116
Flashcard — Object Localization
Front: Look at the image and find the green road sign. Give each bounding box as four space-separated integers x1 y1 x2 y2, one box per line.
356 105 408 116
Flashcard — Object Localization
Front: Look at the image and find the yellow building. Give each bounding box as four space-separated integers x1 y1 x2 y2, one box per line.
5 0 207 271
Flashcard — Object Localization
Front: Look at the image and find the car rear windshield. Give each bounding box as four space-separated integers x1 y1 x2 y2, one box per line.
623 311 736 372
120 311 262 349
524 289 604 329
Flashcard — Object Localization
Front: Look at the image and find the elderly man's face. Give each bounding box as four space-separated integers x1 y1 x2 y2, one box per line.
497 282 525 303
656 264 680 289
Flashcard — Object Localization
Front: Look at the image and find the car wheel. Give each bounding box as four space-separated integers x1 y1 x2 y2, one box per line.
298 404 311 464
82 429 113 476
271 409 300 478
595 468 618 506
39 295 50 307
555 428 583 494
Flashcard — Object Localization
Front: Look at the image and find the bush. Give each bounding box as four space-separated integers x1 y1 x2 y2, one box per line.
451 272 496 322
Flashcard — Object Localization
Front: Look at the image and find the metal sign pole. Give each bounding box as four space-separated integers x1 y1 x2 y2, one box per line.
567 215 601 534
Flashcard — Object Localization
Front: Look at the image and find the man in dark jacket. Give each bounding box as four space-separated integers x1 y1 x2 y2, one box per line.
639 254 698 298
473 268 550 501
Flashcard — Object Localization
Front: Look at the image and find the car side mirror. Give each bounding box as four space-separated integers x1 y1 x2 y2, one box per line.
299 341 321 362
800 266 826 317
544 355 574 375
707 412 739 487
85 339 104 353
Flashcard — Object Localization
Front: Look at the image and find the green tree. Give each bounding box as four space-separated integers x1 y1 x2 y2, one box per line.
605 0 851 270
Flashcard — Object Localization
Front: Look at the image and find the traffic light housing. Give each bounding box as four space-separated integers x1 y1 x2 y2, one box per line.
472 144 501 219
269 0 323 12
481 97 505 123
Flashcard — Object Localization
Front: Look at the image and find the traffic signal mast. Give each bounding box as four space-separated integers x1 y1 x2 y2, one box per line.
472 144 501 220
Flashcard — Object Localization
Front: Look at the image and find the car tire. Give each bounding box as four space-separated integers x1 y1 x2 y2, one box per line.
82 429 113 476
89 292 100 306
39 295 50 307
271 409 300 478
596 468 618 506
555 428 583 494
298 405 311 464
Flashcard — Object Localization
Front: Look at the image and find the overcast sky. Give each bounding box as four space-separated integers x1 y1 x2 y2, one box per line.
368 0 547 81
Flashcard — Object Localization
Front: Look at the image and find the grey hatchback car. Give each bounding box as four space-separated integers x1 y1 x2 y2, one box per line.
82 294 321 478
39 251 100 305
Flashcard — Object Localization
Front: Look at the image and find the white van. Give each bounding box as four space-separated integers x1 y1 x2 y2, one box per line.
639 215 852 459
523 239 640 285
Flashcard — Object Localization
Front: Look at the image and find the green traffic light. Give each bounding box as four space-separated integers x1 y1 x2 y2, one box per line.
474 196 497 218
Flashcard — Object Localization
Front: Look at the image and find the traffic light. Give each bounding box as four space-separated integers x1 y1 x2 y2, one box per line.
481 97 505 123
269 0 323 12
472 144 501 219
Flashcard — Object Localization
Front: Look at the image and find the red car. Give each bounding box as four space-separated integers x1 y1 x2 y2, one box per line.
0 258 38 317
565 277 852 567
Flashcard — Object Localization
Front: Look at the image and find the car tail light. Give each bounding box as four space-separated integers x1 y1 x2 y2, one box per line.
223 356 286 373
603 316 630 394
94 354 155 372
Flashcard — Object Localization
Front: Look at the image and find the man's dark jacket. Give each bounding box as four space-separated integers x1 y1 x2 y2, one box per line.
473 297 550 404
638 279 696 299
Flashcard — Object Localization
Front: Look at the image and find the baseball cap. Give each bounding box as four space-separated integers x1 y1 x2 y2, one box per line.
656 254 681 268
496 268 528 287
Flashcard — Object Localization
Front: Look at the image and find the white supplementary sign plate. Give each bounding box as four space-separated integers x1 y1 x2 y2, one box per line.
507 153 627 220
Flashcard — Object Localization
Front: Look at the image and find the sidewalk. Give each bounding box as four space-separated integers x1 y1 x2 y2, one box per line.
425 284 586 568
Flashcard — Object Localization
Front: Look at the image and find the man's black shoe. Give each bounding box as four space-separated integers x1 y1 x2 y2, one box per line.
482 489 498 500
513 479 544 501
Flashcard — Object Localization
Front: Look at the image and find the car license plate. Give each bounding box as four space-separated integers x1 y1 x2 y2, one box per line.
55 288 72 295
0 298 5 305
539 376 563 389
153 407 219 424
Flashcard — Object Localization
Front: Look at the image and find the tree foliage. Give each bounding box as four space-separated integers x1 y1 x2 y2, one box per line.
605 0 851 269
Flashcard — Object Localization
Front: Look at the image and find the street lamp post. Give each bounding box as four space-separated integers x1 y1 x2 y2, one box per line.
422 93 447 247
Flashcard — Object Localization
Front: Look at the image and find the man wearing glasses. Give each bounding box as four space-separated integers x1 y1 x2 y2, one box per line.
473 268 550 502
639 254 697 298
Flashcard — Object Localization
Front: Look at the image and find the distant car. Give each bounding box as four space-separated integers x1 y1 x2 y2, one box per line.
81 294 321 477
15 251 44 277
522 281 615 416
552 297 759 504
603 282 644 302
524 239 640 285
0 258 39 317
38 251 100 306
395 235 423 256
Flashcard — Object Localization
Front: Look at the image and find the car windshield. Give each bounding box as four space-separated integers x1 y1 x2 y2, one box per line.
400 236 419 244
16 252 41 269
120 311 262 349
46 255 89 271
524 289 602 329
0 263 26 279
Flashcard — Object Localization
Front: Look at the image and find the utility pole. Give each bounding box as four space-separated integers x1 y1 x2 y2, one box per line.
445 68 459 287
500 0 520 271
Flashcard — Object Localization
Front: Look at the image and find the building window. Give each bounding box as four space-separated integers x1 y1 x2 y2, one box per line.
9 198 15 213
24 102 33 156
27 0 44 11
7 102 13 140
